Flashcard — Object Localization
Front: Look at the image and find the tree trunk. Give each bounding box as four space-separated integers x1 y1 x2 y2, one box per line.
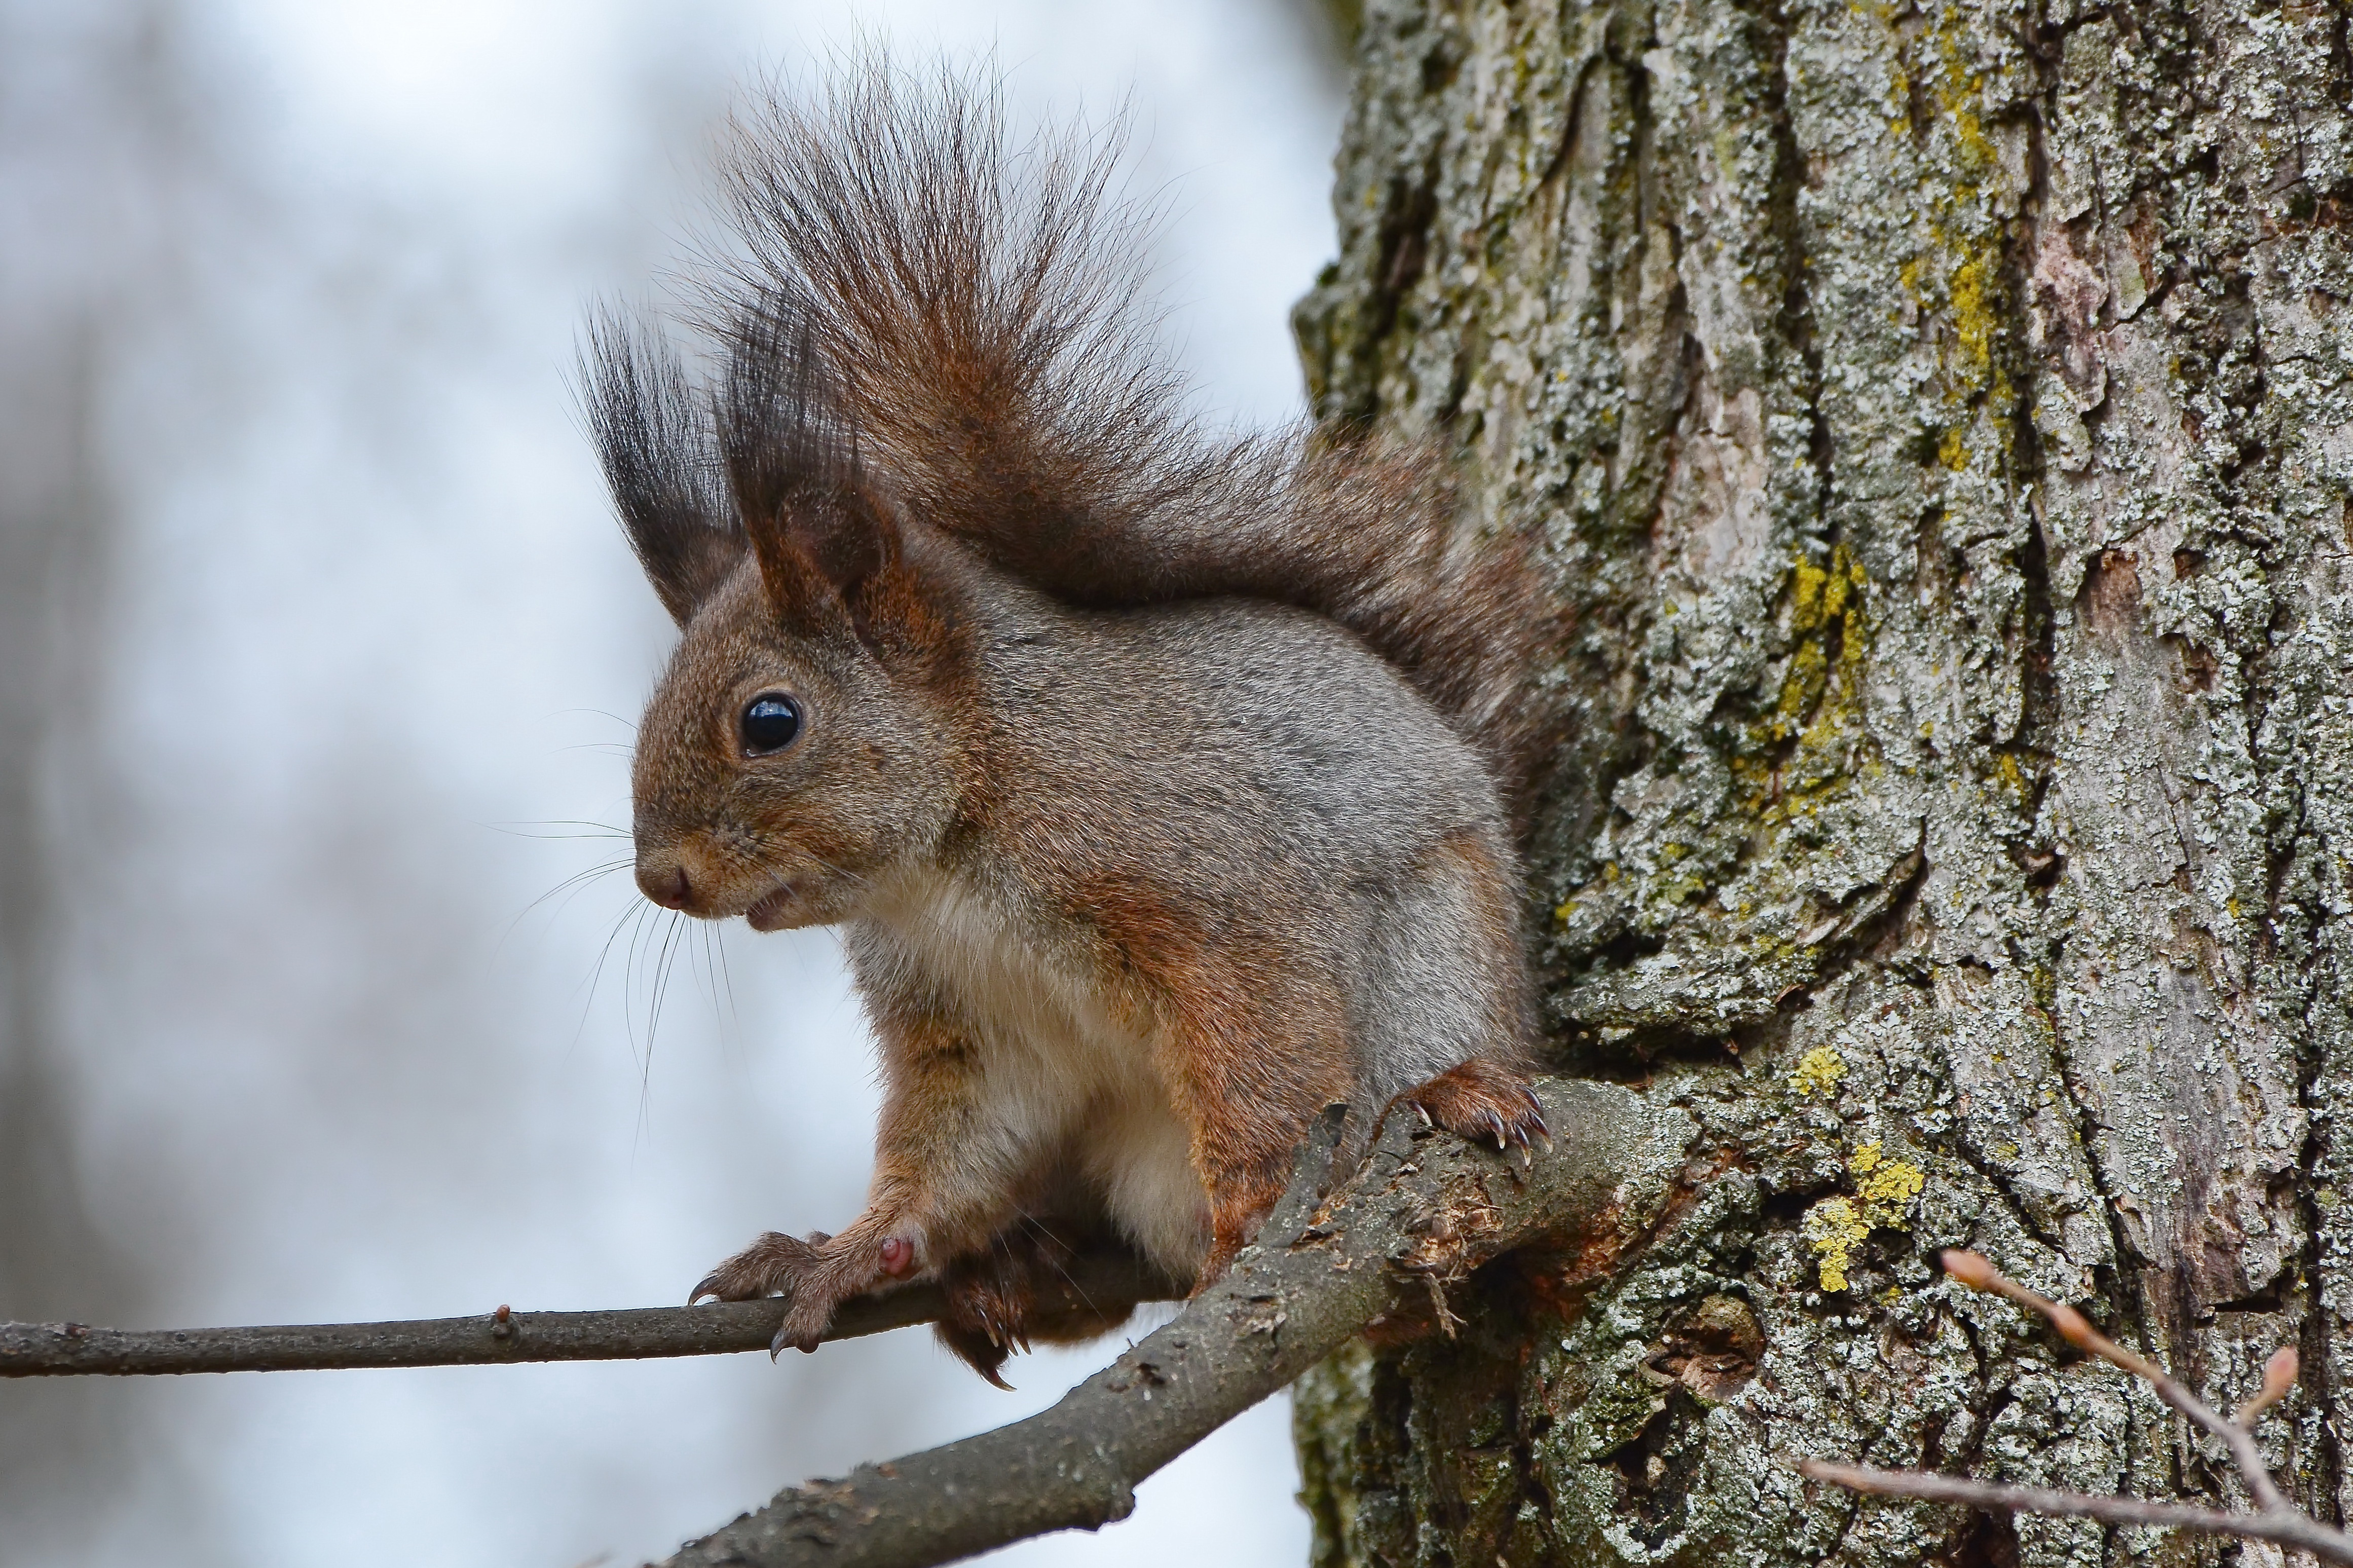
1290 1 2353 1563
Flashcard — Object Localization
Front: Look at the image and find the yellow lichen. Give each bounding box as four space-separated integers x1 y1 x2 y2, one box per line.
1937 426 1968 471
1803 1142 1929 1292
1791 557 1831 630
1802 1198 1869 1292
1858 1149 1926 1212
1991 752 2027 800
1950 256 1994 380
1789 1046 1847 1098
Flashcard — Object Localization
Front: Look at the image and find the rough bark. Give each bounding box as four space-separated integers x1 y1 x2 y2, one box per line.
1291 1 2353 1565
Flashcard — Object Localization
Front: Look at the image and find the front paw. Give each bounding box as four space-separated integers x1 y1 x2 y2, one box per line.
690 1228 906 1357
689 1229 829 1305
1396 1058 1550 1153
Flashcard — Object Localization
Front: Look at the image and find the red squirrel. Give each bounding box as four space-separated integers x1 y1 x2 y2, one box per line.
585 59 1553 1385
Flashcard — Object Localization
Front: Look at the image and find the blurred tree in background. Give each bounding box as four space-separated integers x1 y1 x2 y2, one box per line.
0 8 191 1554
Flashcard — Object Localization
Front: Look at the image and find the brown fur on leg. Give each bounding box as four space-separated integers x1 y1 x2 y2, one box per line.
1395 1057 1549 1151
1082 889 1353 1293
932 1221 1141 1389
1189 1159 1289 1289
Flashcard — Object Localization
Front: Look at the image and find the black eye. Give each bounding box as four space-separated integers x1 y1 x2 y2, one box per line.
739 694 803 755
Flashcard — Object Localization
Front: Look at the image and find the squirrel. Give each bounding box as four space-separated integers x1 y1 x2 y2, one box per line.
584 58 1555 1386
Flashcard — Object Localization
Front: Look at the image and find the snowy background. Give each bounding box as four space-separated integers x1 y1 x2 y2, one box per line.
0 3 1344 1564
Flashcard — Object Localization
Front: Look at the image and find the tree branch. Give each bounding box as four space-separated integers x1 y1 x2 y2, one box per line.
654 1077 1698 1568
1802 1250 2351 1566
1 1078 1698 1568
0 1254 1183 1377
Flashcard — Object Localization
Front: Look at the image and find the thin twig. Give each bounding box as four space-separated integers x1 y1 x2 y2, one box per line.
1943 1249 2290 1511
0 1254 1182 1377
1800 1461 2353 1566
1802 1250 2352 1565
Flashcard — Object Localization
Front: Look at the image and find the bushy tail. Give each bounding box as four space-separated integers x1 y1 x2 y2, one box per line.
696 55 1555 813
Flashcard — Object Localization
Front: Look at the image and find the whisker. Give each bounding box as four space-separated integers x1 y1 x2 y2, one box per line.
793 848 873 889
485 819 634 841
511 858 634 923
547 706 640 735
574 894 653 1049
986 1206 1106 1322
645 907 689 1074
622 900 662 1064
715 923 741 1031
695 922 736 1055
491 857 634 965
634 909 692 1149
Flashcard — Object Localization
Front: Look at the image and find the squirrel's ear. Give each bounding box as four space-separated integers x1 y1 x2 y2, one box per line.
581 313 744 626
719 306 909 645
751 477 907 646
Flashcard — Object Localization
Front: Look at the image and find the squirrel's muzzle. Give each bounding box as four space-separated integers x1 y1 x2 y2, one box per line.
640 862 693 911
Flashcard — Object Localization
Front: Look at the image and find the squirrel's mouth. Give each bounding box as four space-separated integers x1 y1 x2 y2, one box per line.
744 885 799 931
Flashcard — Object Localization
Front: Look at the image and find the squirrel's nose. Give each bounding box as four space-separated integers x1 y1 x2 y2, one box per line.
641 863 693 911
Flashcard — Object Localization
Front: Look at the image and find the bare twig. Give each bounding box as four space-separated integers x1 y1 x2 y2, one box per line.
1941 1248 2290 1512
1 1254 1182 1377
1803 1249 2353 1566
1800 1461 2353 1565
653 1078 1697 1568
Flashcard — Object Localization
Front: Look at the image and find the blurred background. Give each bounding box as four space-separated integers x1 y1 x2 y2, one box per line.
0 2 1346 1563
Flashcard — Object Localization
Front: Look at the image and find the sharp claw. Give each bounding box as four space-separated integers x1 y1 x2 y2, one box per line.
938 1321 1015 1388
1412 1100 1434 1128
690 1275 723 1305
769 1329 788 1361
1483 1108 1508 1150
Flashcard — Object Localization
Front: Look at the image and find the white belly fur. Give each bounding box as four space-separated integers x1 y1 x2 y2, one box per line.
862 869 1211 1276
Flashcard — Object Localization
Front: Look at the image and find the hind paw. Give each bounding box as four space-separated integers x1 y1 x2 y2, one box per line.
932 1224 1139 1388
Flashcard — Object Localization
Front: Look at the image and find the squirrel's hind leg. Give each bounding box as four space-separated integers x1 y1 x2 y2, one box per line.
930 1217 1141 1388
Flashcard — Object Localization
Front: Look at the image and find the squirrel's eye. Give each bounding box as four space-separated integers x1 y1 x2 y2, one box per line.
739 694 803 756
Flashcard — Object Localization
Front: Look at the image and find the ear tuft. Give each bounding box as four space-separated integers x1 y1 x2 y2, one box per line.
581 310 745 625
718 300 904 640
